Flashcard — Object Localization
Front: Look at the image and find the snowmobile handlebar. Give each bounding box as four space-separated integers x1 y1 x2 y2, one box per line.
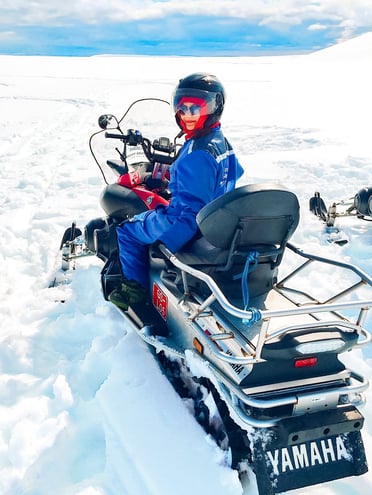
105 129 145 145
104 132 127 140
105 130 175 167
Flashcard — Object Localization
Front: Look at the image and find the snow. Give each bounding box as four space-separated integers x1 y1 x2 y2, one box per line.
1 33 372 495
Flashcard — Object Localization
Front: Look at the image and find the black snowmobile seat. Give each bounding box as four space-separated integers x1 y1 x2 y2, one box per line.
175 183 300 298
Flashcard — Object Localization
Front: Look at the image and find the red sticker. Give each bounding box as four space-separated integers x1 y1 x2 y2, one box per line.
153 283 168 320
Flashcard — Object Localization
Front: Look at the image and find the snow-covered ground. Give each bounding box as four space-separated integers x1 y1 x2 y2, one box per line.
0 33 372 495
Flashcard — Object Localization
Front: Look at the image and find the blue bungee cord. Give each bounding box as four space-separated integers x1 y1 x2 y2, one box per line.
239 250 262 326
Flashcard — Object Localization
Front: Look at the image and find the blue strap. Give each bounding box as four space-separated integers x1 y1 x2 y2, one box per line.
241 250 259 309
240 250 262 326
242 307 262 326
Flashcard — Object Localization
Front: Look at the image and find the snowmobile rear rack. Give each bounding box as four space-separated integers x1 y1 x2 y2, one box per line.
156 241 372 427
158 242 371 341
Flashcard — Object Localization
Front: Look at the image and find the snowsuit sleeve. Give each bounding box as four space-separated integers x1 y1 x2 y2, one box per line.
157 149 220 252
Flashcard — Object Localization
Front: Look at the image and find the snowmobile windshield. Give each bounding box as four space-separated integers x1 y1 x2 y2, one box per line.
90 98 179 183
117 98 176 139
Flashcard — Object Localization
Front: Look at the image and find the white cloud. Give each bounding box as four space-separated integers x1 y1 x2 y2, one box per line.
1 0 372 32
0 30 20 41
308 23 328 31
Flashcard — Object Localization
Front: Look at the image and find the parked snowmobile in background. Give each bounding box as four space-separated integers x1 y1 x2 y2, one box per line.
59 98 372 494
310 187 372 225
309 188 372 245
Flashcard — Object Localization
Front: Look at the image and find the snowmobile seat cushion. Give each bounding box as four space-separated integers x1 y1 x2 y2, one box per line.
175 236 230 265
196 183 300 250
175 237 281 267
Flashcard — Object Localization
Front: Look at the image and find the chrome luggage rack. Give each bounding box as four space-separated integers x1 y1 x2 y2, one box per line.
158 242 372 427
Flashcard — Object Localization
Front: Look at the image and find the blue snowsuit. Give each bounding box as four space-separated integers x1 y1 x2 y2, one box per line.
117 126 244 288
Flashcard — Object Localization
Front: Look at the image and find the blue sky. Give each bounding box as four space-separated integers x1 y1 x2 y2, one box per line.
1 0 372 57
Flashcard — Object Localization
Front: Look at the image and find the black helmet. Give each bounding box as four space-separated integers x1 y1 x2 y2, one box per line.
172 73 225 130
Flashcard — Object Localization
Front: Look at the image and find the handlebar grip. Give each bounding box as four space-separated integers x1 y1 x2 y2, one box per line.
105 132 127 140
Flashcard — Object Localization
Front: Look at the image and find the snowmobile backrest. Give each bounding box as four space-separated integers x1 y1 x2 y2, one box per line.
196 183 300 251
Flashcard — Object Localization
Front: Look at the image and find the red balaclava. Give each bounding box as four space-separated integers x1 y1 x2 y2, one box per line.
176 96 209 140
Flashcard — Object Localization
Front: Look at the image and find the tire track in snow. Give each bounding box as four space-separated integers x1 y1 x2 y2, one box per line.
0 95 104 295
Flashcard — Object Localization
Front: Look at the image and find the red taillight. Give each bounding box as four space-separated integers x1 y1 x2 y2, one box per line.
294 357 318 368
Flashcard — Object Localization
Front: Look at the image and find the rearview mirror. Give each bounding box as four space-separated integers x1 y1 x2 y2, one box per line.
98 114 118 130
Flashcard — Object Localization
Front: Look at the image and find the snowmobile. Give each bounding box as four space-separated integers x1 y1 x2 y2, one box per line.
309 188 372 245
59 98 372 494
310 189 372 226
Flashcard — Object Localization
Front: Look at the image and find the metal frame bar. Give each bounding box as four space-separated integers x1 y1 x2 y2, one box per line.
210 363 369 427
158 243 372 365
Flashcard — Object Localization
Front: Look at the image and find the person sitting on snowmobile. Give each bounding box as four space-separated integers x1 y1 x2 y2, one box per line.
109 72 244 309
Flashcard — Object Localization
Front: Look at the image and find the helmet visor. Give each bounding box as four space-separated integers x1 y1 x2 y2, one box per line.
172 88 218 117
